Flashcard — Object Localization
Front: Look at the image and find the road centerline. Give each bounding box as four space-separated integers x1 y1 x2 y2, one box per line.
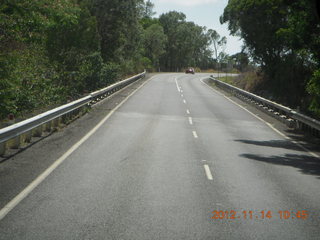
204 164 213 180
192 131 198 139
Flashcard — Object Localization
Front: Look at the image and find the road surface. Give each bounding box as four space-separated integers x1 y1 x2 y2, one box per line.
0 73 319 239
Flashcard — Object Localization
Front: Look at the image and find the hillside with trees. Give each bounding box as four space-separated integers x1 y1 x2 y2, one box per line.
0 0 226 121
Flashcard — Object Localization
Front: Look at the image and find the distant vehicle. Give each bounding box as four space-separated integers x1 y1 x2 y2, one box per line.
185 67 195 74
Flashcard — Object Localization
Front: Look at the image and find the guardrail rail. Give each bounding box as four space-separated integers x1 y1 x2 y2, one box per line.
0 71 146 156
209 76 320 137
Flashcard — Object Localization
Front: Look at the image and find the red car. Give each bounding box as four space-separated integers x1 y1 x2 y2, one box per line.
185 67 195 74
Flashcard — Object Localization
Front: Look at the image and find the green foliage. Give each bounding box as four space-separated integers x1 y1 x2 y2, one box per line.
140 17 160 29
231 52 250 72
0 0 108 120
99 62 120 86
92 0 144 64
144 24 167 68
207 29 227 64
221 0 320 115
158 11 214 71
307 70 320 116
139 0 156 19
0 0 227 121
0 47 65 119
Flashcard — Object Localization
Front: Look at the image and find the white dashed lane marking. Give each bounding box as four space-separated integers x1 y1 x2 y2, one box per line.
204 164 213 180
192 131 198 139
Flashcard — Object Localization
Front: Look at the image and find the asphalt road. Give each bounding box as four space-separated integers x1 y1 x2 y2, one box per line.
0 73 320 240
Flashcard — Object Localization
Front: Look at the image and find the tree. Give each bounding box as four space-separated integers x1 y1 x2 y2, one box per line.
207 29 227 71
158 11 213 71
0 0 106 118
221 0 320 112
207 30 226 62
92 0 144 69
144 24 167 69
139 0 156 19
231 52 250 72
0 0 87 118
159 11 186 71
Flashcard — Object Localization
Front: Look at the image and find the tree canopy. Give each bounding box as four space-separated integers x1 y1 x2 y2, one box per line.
221 0 320 116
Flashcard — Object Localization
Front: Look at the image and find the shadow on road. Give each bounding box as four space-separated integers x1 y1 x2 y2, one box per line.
234 139 302 151
236 139 320 178
0 132 54 164
284 129 320 151
240 153 320 178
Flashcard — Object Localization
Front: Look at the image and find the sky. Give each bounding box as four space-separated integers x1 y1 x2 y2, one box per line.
151 0 243 55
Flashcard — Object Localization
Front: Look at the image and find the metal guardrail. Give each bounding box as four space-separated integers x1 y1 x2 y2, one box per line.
0 71 146 156
209 76 320 136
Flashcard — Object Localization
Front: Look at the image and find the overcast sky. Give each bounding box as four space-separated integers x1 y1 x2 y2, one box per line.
151 0 243 55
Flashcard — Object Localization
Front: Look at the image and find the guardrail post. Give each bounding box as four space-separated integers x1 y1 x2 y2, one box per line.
24 131 32 143
62 113 70 124
52 118 58 130
33 125 43 137
53 117 62 130
0 142 5 156
10 136 21 149
45 121 52 132
74 109 79 118
69 110 75 120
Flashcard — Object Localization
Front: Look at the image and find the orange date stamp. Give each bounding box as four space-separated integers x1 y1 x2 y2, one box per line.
211 210 308 220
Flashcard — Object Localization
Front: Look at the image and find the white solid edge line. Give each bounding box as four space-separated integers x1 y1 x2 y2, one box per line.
204 164 213 180
192 131 198 138
0 75 155 222
200 77 320 159
175 77 181 92
189 117 193 125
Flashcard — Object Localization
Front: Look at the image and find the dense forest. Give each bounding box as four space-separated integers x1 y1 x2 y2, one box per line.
0 0 226 120
221 0 320 117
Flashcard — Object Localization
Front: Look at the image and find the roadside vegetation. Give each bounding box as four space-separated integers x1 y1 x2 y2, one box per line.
1 0 319 122
216 71 265 95
221 0 320 117
0 0 228 122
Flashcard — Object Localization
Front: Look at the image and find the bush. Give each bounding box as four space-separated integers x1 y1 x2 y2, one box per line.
100 62 120 86
307 69 320 117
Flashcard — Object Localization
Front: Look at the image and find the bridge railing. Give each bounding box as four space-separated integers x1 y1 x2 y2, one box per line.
209 76 320 136
0 71 146 156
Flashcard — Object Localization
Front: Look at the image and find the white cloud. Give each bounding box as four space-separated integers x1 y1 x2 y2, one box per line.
156 0 219 7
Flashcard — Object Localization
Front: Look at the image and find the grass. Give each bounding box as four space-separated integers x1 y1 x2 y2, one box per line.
216 75 238 85
215 71 264 93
